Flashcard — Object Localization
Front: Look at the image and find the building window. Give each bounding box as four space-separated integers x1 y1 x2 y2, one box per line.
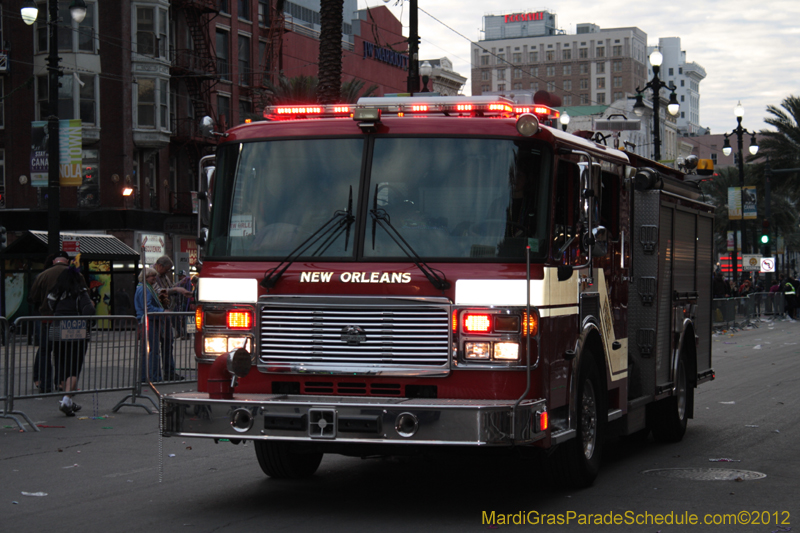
530 82 539 91
497 84 505 91
547 81 555 92
497 53 505 64
613 76 622 88
258 1 270 26
481 55 489 66
239 100 252 124
36 1 97 54
0 79 4 128
681 111 685 118
514 68 522 79
563 95 572 106
563 80 572 91
220 0 230 14
579 48 588 59
613 60 623 72
580 63 589 74
532 67 538 77
512 52 522 63
497 69 505 80
545 50 555 61
218 93 231 128
137 78 156 127
0 149 5 208
597 93 606 104
217 29 231 81
681 80 685 87
563 65 572 76
135 5 168 58
481 85 490 92
513 83 523 90
546 66 555 77
612 45 622 57
597 62 605 74
681 95 685 102
238 34 251 86
529 51 538 63
481 71 489 81
580 79 589 90
614 91 623 101
711 153 717 164
238 0 251 20
668 68 674 76
596 47 604 58
160 79 168 129
580 94 589 105
597 78 605 89
563 49 571 60
38 74 97 125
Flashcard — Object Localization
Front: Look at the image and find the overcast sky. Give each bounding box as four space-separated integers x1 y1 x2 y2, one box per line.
360 0 800 135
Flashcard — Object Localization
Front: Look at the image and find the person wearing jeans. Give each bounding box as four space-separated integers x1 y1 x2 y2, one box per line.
134 268 164 383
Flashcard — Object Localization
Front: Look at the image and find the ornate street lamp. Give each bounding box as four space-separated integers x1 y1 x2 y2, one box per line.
633 49 679 161
420 61 432 92
22 0 88 255
722 101 759 285
559 111 570 132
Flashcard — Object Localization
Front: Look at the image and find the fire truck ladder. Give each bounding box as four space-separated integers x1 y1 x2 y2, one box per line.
170 0 220 130
249 0 286 117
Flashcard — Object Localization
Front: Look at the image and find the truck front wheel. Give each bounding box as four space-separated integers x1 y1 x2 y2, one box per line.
254 441 323 479
549 354 606 488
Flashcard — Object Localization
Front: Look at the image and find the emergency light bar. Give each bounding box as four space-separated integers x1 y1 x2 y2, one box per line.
264 104 352 120
264 96 558 122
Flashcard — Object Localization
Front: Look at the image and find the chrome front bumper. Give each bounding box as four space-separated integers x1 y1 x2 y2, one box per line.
161 393 547 446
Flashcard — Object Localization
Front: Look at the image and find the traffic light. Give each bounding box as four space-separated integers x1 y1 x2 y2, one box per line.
760 220 770 245
0 226 6 251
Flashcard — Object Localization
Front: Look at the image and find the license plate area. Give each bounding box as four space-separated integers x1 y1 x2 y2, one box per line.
308 408 337 439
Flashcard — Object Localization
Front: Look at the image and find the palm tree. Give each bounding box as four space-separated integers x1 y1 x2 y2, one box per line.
262 76 378 107
753 95 800 196
316 0 344 104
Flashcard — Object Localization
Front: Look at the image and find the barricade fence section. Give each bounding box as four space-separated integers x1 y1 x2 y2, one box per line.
2 313 197 431
712 292 786 331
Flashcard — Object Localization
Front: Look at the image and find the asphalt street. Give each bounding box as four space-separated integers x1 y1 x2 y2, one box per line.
2 316 799 532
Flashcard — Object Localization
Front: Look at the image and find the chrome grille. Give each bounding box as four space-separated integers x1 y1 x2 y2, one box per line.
259 302 450 367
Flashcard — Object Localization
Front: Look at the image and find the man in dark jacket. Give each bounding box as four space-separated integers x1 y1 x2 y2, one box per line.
28 251 70 392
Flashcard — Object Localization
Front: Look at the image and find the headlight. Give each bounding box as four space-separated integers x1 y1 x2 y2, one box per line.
493 342 520 361
204 336 252 355
465 342 491 359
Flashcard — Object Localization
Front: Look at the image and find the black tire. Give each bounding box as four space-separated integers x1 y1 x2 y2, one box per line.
254 441 323 479
649 354 692 443
549 354 606 488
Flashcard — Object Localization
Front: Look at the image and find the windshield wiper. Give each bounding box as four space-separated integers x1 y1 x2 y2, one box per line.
369 185 450 291
260 186 355 289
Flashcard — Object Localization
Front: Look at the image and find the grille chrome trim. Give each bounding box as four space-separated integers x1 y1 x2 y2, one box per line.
258 297 451 375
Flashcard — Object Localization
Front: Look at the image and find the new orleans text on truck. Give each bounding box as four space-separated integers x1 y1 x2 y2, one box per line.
161 95 714 488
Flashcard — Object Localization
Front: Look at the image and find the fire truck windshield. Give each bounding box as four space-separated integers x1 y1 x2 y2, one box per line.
206 136 552 261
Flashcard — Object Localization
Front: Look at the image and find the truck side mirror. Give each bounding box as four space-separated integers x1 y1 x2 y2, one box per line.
592 226 609 257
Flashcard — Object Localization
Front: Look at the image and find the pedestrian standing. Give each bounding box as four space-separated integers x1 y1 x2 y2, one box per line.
29 251 73 393
151 256 191 380
134 268 164 382
46 266 95 416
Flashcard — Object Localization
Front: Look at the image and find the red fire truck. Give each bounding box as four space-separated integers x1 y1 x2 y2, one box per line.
163 95 715 487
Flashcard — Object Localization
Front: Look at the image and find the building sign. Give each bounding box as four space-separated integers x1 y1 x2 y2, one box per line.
742 254 762 272
504 11 545 23
742 185 757 220
136 232 165 266
728 186 757 220
30 120 83 187
363 42 408 70
181 237 198 267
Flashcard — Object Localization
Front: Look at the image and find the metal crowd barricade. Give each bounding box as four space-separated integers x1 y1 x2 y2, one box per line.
712 292 786 333
2 314 197 432
113 311 197 413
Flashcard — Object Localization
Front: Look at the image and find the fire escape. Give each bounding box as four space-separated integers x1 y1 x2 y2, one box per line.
170 0 219 138
248 0 286 116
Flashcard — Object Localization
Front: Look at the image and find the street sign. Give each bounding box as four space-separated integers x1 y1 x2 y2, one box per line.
742 254 762 272
760 257 775 273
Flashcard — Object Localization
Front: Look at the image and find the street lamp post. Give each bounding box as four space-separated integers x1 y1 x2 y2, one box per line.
559 112 570 132
21 0 87 256
722 101 759 286
633 50 679 162
406 0 420 94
